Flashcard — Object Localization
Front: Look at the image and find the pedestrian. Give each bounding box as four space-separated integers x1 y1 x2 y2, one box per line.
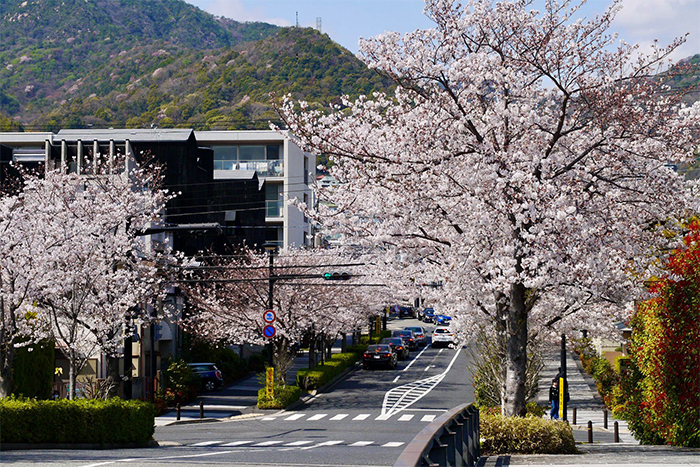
549 378 560 420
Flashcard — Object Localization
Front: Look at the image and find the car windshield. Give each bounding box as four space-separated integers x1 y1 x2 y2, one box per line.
394 331 411 336
381 338 402 345
367 345 391 352
434 328 450 334
405 327 422 333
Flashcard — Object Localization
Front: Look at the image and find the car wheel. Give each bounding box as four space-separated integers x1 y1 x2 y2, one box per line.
204 380 216 391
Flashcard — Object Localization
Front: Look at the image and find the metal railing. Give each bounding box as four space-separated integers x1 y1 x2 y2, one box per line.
394 403 480 467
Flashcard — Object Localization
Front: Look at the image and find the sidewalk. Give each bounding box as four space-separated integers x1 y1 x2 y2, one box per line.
154 342 343 427
476 347 700 466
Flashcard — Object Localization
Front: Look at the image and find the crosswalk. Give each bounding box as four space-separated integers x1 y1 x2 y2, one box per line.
189 439 406 449
258 411 440 423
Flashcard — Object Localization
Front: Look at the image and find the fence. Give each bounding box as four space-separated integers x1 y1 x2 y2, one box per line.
394 403 480 467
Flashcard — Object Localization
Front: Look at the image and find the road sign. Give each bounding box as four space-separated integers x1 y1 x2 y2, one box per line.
263 309 276 324
263 325 276 338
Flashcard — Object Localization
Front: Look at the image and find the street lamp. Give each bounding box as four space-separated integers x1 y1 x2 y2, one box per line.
262 242 278 369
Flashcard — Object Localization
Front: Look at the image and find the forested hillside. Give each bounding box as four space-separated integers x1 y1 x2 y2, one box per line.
0 0 392 131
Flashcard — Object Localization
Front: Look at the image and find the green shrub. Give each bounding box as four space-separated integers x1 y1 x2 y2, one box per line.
296 350 362 390
257 385 301 409
480 412 577 455
358 330 392 345
0 397 155 444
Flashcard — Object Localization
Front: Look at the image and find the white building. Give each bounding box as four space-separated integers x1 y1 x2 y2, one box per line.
195 130 316 249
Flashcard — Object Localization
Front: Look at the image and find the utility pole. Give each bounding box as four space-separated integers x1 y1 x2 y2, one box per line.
264 243 278 369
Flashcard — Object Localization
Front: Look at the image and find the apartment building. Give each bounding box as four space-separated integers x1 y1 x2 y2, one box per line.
195 130 316 249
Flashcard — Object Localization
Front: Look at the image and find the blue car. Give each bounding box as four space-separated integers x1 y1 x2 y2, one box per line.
435 314 452 326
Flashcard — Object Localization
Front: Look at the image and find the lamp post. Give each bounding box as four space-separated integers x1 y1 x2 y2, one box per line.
263 242 278 369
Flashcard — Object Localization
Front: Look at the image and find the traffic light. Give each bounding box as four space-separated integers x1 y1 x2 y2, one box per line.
323 271 351 280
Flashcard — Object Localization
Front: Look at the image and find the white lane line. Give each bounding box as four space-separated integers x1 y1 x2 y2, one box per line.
421 414 436 422
300 440 344 450
284 440 314 446
307 413 328 421
284 413 305 421
353 413 371 420
349 441 374 447
438 348 444 354
398 414 414 421
192 441 222 446
380 348 462 419
382 442 405 448
423 365 431 371
220 441 253 446
253 440 284 446
261 417 276 421
401 345 429 372
392 375 401 383
330 414 348 421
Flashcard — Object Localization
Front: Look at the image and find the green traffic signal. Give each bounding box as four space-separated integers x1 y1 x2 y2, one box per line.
323 271 351 280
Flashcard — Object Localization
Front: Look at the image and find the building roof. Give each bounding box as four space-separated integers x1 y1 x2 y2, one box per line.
195 130 286 144
55 128 194 143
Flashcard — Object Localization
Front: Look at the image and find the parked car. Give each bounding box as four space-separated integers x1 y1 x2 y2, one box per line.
188 363 224 391
403 326 427 347
392 329 418 350
363 344 398 370
435 314 452 326
422 308 436 323
381 337 410 360
431 326 456 348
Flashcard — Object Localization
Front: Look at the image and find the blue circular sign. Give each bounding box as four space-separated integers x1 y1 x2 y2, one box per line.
263 325 276 338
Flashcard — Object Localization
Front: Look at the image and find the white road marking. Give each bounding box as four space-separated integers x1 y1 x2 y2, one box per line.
253 440 284 446
382 442 405 448
353 413 371 420
401 345 429 372
349 441 374 447
300 440 344 450
307 413 327 421
330 413 348 421
423 365 431 371
392 375 401 383
284 440 314 446
220 441 253 446
192 441 222 446
421 414 437 422
438 348 444 354
379 348 463 420
398 414 414 421
261 417 276 421
284 413 305 421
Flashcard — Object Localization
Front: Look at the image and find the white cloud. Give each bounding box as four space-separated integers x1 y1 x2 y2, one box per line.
614 0 700 60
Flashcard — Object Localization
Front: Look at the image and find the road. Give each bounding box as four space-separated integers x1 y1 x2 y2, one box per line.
1 317 475 466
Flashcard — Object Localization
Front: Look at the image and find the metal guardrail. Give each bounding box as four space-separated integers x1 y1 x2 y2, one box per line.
394 403 480 467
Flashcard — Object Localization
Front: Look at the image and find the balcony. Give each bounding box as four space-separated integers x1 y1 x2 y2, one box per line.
213 160 284 178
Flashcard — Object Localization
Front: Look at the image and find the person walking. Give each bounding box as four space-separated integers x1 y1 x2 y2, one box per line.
549 378 560 420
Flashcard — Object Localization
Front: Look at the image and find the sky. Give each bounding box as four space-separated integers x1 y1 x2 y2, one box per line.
186 0 699 62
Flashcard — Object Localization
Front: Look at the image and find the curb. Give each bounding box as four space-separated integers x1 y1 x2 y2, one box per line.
0 439 158 451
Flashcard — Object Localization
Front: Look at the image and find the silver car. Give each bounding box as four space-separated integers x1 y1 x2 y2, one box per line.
403 326 427 347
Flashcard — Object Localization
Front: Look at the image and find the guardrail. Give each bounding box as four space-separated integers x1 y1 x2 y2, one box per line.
394 403 479 467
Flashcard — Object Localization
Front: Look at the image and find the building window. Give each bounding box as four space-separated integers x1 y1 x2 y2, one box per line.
303 156 309 185
265 183 282 217
213 145 283 172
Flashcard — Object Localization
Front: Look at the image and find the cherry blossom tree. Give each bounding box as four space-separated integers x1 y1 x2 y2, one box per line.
21 160 173 399
0 185 51 397
181 246 385 384
276 0 700 415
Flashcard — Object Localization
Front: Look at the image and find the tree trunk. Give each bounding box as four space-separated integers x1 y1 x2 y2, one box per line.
68 356 77 400
105 355 120 398
0 344 15 398
502 282 528 417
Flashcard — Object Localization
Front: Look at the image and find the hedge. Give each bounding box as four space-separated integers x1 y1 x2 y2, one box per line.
0 397 155 445
480 412 577 455
257 385 301 410
296 350 363 390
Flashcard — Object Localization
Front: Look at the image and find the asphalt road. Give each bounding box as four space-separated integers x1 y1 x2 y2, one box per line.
1 317 475 466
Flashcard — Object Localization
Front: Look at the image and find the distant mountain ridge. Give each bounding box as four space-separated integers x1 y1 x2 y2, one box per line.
0 0 392 131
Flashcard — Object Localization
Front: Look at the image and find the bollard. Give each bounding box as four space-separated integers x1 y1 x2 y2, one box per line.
200 401 204 419
176 403 181 421
614 421 620 443
573 407 577 425
587 421 593 443
604 409 608 429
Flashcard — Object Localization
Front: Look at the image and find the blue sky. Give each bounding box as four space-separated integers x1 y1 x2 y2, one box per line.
186 0 699 62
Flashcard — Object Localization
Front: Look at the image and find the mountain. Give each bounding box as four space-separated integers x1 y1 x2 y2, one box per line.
0 0 393 131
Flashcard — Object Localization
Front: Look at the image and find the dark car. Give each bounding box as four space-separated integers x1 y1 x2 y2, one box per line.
380 337 410 360
398 306 414 318
392 329 418 350
422 308 435 323
363 344 398 370
188 363 224 391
